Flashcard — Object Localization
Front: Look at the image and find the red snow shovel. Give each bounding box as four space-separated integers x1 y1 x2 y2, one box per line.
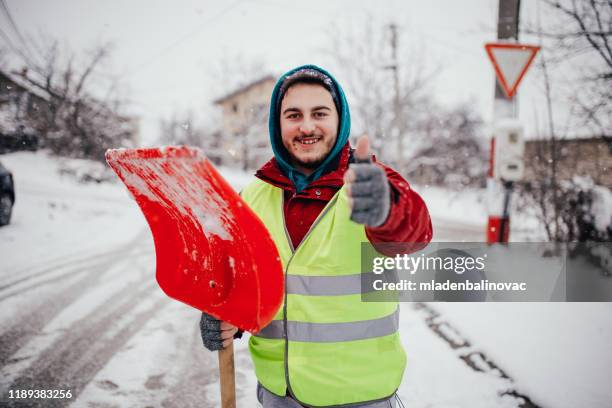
105 146 284 408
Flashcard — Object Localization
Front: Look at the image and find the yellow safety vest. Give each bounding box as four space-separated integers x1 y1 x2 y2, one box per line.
241 179 405 407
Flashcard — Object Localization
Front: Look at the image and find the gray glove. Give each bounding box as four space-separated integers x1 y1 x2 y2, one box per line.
199 312 242 351
347 161 391 227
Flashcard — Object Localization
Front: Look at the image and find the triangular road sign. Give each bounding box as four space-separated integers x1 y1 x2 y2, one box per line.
485 43 540 99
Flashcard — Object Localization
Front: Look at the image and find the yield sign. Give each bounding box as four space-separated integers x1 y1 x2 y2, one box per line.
485 43 540 99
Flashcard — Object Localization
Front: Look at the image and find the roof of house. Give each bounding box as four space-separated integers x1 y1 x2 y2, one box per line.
213 74 276 105
0 69 51 102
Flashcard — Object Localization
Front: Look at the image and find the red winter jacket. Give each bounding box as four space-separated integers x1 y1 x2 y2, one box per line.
254 143 433 254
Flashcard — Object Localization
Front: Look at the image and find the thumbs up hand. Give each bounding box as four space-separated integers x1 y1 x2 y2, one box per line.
344 135 391 227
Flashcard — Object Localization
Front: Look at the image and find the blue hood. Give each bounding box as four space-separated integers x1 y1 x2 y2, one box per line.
268 65 351 192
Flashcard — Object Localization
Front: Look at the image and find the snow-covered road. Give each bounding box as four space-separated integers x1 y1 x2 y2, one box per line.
0 151 610 408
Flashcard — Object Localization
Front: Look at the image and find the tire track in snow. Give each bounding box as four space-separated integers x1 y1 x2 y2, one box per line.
413 303 541 408
0 229 150 293
158 321 222 408
72 303 221 408
0 249 148 303
0 238 152 368
0 254 152 387
0 259 117 369
1 279 166 407
0 227 155 402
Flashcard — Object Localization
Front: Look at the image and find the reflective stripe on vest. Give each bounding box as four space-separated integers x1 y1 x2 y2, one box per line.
241 179 406 407
256 307 399 342
286 272 381 296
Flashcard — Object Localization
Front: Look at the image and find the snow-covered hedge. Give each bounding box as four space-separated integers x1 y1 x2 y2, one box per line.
518 176 612 275
567 177 612 242
58 157 116 184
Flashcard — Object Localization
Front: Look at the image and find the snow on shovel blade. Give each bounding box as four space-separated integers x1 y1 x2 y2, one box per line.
105 146 284 333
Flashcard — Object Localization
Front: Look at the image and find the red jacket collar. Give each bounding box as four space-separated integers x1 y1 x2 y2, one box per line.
255 143 351 192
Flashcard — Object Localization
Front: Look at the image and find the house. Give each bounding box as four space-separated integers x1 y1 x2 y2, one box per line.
523 136 612 188
0 69 51 152
214 75 276 169
0 67 140 154
0 69 51 120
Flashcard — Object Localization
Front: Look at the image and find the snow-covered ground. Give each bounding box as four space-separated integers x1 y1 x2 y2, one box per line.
432 303 612 408
412 184 544 242
414 185 490 242
0 152 146 274
0 151 610 408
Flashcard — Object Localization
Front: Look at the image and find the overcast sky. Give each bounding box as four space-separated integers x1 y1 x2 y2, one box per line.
1 0 568 144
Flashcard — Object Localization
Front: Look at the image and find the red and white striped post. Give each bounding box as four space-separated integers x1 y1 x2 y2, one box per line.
486 139 510 243
485 1 540 243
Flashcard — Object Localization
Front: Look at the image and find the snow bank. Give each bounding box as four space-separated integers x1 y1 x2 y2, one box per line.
0 151 146 276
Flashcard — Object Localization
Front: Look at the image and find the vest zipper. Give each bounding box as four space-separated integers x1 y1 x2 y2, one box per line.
280 191 340 406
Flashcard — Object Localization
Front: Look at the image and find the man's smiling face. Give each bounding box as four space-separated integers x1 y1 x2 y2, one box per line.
279 83 339 175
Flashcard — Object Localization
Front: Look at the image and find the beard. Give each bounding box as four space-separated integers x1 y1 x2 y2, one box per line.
285 136 336 171
292 151 328 169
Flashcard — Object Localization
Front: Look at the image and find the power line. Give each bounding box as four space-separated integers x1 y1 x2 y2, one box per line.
128 0 245 76
0 0 25 45
0 0 34 64
0 25 19 53
0 25 37 69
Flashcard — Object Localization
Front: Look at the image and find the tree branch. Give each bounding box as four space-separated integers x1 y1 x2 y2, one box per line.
544 0 612 68
590 0 612 64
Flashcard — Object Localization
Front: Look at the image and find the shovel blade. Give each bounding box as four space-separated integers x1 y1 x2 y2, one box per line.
106 146 284 333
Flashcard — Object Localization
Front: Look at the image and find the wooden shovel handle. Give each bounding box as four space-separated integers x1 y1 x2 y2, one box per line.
219 341 236 408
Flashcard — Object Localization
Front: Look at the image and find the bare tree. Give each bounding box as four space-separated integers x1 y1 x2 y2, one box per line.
206 53 272 170
524 0 612 134
208 52 269 99
517 1 612 242
159 110 204 147
407 102 487 188
157 109 228 162
7 36 132 160
323 14 438 173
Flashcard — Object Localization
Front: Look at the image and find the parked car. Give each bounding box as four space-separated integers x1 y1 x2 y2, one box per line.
0 160 15 226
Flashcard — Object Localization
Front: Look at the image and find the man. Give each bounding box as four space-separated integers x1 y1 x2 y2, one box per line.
201 65 432 407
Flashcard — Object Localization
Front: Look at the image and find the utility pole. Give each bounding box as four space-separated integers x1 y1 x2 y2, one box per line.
486 0 521 243
493 0 521 120
388 23 403 173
